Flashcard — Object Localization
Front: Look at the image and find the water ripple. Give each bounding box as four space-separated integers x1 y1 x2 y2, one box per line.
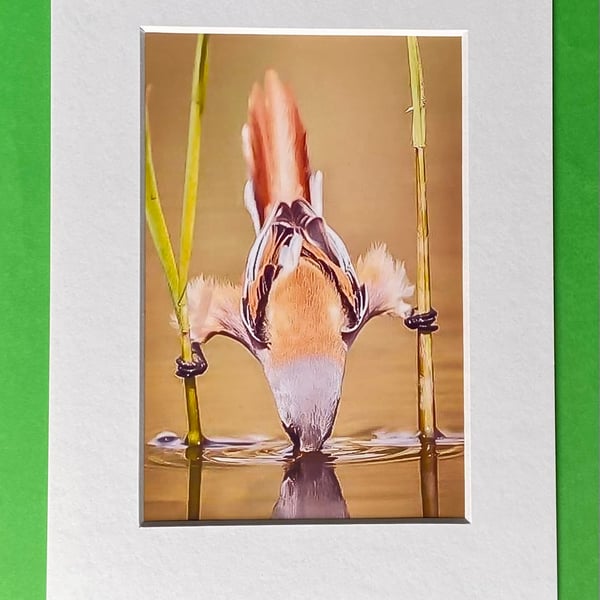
146 431 464 469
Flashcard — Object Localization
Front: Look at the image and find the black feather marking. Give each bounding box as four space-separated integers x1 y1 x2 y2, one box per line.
305 217 339 265
253 263 282 343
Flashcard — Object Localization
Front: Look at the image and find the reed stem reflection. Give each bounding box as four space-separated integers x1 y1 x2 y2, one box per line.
419 441 439 518
185 445 203 521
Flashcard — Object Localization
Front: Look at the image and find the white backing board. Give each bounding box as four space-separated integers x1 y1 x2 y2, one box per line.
48 2 555 598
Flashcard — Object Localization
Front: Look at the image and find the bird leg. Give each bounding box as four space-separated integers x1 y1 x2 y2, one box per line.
175 342 208 378
404 307 439 333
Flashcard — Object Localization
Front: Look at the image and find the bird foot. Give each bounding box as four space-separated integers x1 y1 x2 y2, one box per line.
404 308 439 333
175 342 208 378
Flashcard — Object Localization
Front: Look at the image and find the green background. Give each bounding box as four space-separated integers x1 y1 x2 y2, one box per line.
0 1 597 598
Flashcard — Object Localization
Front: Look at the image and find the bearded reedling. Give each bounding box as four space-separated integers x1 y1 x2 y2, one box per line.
175 70 438 453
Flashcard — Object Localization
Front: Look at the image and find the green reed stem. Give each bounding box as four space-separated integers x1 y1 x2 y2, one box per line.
178 34 209 295
145 34 210 447
407 36 438 442
176 34 209 446
145 100 179 316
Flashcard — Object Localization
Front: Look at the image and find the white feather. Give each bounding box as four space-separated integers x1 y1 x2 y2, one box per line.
241 124 253 175
309 170 323 216
278 232 303 274
243 179 261 235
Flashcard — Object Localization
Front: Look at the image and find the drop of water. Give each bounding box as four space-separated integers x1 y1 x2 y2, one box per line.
148 431 185 448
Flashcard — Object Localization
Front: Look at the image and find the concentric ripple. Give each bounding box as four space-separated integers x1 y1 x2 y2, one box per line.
146 430 464 469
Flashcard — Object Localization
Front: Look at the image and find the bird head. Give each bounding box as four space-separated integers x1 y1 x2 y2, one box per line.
264 355 345 453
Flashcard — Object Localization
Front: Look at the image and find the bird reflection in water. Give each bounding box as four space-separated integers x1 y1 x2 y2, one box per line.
182 441 442 521
272 452 348 520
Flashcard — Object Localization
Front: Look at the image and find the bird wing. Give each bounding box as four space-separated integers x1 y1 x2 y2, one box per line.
241 199 368 345
185 276 257 355
339 243 415 347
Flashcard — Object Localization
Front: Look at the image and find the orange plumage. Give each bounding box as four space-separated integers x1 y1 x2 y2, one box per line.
243 69 311 223
266 261 346 367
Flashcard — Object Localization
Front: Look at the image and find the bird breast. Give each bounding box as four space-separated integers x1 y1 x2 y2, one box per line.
265 258 346 366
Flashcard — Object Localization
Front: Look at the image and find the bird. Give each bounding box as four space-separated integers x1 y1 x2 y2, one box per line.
272 452 349 519
175 69 438 453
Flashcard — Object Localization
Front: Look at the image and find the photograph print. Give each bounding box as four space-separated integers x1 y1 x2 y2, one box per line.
143 31 465 522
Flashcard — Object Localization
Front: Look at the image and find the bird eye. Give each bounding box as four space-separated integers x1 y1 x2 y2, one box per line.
157 435 178 444
149 431 182 447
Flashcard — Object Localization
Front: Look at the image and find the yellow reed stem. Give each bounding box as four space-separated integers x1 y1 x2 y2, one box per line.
180 302 202 446
407 36 438 442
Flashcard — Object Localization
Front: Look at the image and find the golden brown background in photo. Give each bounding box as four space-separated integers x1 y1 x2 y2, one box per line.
144 33 463 521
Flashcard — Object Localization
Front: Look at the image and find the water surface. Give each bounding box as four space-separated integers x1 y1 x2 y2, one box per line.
144 436 464 521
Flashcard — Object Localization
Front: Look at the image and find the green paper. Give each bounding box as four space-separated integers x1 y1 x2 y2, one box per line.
554 0 599 597
0 0 50 598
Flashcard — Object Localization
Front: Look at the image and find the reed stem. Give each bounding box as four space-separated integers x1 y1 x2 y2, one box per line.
145 34 209 447
175 34 209 446
407 36 438 442
178 34 209 294
180 303 202 446
144 101 179 314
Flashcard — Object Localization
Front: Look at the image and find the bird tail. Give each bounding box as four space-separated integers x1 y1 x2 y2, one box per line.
241 69 313 228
